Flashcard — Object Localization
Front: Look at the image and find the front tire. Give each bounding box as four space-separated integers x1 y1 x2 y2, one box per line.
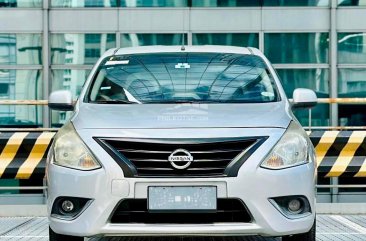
282 220 316 241
49 227 84 241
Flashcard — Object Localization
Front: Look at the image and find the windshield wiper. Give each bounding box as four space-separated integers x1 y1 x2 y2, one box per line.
92 100 139 104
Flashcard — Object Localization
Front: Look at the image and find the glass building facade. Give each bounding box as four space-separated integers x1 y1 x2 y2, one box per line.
1 0 366 127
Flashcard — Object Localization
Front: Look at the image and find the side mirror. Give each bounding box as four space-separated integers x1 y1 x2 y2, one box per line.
48 90 74 111
292 88 317 109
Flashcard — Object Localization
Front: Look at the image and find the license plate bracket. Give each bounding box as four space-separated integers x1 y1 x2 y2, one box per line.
148 186 217 213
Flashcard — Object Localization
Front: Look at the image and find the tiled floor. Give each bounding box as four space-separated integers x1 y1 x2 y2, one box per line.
1 215 366 240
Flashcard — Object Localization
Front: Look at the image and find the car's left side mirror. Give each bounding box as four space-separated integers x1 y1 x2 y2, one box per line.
292 88 317 109
48 90 74 111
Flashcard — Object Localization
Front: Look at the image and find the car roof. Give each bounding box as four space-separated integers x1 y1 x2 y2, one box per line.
103 45 261 58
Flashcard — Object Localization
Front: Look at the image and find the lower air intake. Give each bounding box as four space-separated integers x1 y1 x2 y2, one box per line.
110 199 252 224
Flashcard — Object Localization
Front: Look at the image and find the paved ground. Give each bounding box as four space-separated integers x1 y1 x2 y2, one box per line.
1 215 366 240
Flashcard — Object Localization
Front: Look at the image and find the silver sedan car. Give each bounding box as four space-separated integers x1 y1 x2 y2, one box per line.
46 46 317 241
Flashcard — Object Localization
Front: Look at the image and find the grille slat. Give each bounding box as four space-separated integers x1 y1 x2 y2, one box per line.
137 167 174 171
99 138 260 177
137 167 226 171
130 159 170 162
119 148 246 154
118 149 171 154
117 152 243 161
128 160 228 172
130 158 233 162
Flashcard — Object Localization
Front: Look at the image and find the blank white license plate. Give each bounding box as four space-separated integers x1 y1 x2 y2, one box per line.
148 186 217 212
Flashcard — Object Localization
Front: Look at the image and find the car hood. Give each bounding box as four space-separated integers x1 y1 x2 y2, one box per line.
72 102 292 130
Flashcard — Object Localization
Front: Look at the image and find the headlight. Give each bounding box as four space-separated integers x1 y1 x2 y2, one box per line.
261 122 309 169
53 122 101 170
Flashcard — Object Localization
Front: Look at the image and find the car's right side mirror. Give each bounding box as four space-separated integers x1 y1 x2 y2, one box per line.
292 88 317 109
48 90 74 111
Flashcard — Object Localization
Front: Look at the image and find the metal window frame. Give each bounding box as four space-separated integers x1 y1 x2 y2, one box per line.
0 65 42 69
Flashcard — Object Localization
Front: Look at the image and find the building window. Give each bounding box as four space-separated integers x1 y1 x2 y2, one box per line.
338 32 366 64
0 33 43 127
0 70 43 127
0 83 9 96
263 0 329 6
85 48 101 59
192 0 329 7
84 34 101 44
51 69 91 127
0 0 42 7
121 0 188 7
264 33 330 126
338 0 366 6
0 34 42 65
277 69 329 98
51 69 90 99
338 32 366 126
338 68 366 98
121 33 187 47
50 0 332 7
264 33 329 64
276 68 330 126
51 33 116 65
192 0 260 7
50 33 116 126
192 33 259 48
51 0 117 7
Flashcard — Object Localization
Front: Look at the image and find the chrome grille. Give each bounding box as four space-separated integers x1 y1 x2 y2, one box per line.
97 138 265 177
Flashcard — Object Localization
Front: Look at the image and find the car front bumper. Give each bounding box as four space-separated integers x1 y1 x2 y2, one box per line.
47 160 316 238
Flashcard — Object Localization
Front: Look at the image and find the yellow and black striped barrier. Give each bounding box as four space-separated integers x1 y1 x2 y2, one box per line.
309 130 366 178
0 131 55 179
0 130 366 179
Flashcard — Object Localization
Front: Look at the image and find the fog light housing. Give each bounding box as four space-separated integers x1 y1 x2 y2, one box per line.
288 199 302 214
61 200 74 213
51 197 92 220
269 196 311 219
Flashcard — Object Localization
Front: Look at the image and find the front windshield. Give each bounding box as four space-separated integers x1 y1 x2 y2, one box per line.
88 52 279 104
